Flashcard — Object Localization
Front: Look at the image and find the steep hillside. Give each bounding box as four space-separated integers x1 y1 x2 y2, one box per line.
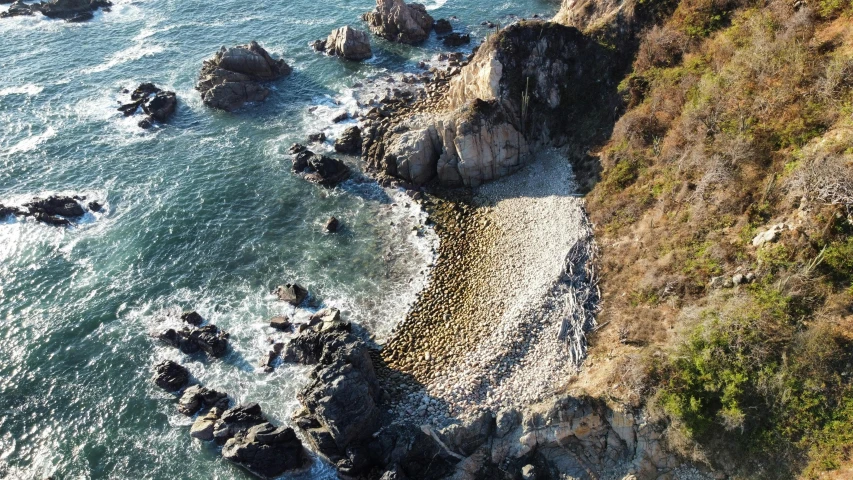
564 0 853 477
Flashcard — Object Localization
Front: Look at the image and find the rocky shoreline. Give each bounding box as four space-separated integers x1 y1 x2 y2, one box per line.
137 1 712 478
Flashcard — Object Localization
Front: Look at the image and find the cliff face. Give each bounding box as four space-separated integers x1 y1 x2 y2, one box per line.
362 21 619 187
571 0 853 477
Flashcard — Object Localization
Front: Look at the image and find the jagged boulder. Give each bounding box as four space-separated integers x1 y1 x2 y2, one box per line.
334 126 362 154
274 283 308 305
197 41 291 111
290 150 351 187
320 26 372 61
362 0 434 44
155 324 229 358
213 403 268 443
282 320 351 365
222 423 306 479
152 360 189 391
177 385 229 415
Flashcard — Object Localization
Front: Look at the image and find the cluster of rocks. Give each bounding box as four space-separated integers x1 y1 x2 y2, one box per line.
272 307 693 479
287 144 351 187
0 195 103 226
151 360 307 479
1 0 111 22
154 311 230 358
311 25 373 61
196 41 292 111
362 0 434 44
117 83 177 129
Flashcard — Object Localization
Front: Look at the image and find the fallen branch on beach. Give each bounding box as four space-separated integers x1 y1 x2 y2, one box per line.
557 215 600 365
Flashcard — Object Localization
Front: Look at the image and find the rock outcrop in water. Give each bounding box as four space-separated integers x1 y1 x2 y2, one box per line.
1 195 102 226
196 41 292 111
1 0 111 21
155 324 230 358
289 149 351 187
362 0 434 44
222 422 307 479
152 360 189 391
313 26 373 61
362 21 619 187
118 83 177 129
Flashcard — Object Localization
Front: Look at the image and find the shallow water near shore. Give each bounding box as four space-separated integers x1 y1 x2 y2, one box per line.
0 0 558 478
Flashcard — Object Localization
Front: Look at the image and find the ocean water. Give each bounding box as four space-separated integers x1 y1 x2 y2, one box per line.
0 0 557 478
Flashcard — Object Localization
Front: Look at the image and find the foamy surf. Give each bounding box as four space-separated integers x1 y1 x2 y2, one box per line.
0 85 44 96
4 126 55 156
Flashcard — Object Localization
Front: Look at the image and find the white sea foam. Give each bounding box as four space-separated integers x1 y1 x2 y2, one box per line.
4 126 55 156
0 85 44 96
423 0 448 10
84 43 166 74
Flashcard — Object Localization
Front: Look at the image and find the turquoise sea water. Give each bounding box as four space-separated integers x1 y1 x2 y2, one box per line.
0 0 557 477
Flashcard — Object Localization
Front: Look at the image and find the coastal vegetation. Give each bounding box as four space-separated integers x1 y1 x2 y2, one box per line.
579 0 853 476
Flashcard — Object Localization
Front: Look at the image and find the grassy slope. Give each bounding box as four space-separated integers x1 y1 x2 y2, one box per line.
563 0 853 477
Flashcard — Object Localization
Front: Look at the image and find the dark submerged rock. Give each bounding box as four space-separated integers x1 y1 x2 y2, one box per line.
1 0 33 17
25 196 85 218
288 148 351 187
288 143 307 154
305 154 351 186
442 32 470 47
180 311 204 326
190 325 229 357
433 18 452 34
118 83 177 127
36 0 111 20
152 360 189 391
325 216 340 233
155 324 229 358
